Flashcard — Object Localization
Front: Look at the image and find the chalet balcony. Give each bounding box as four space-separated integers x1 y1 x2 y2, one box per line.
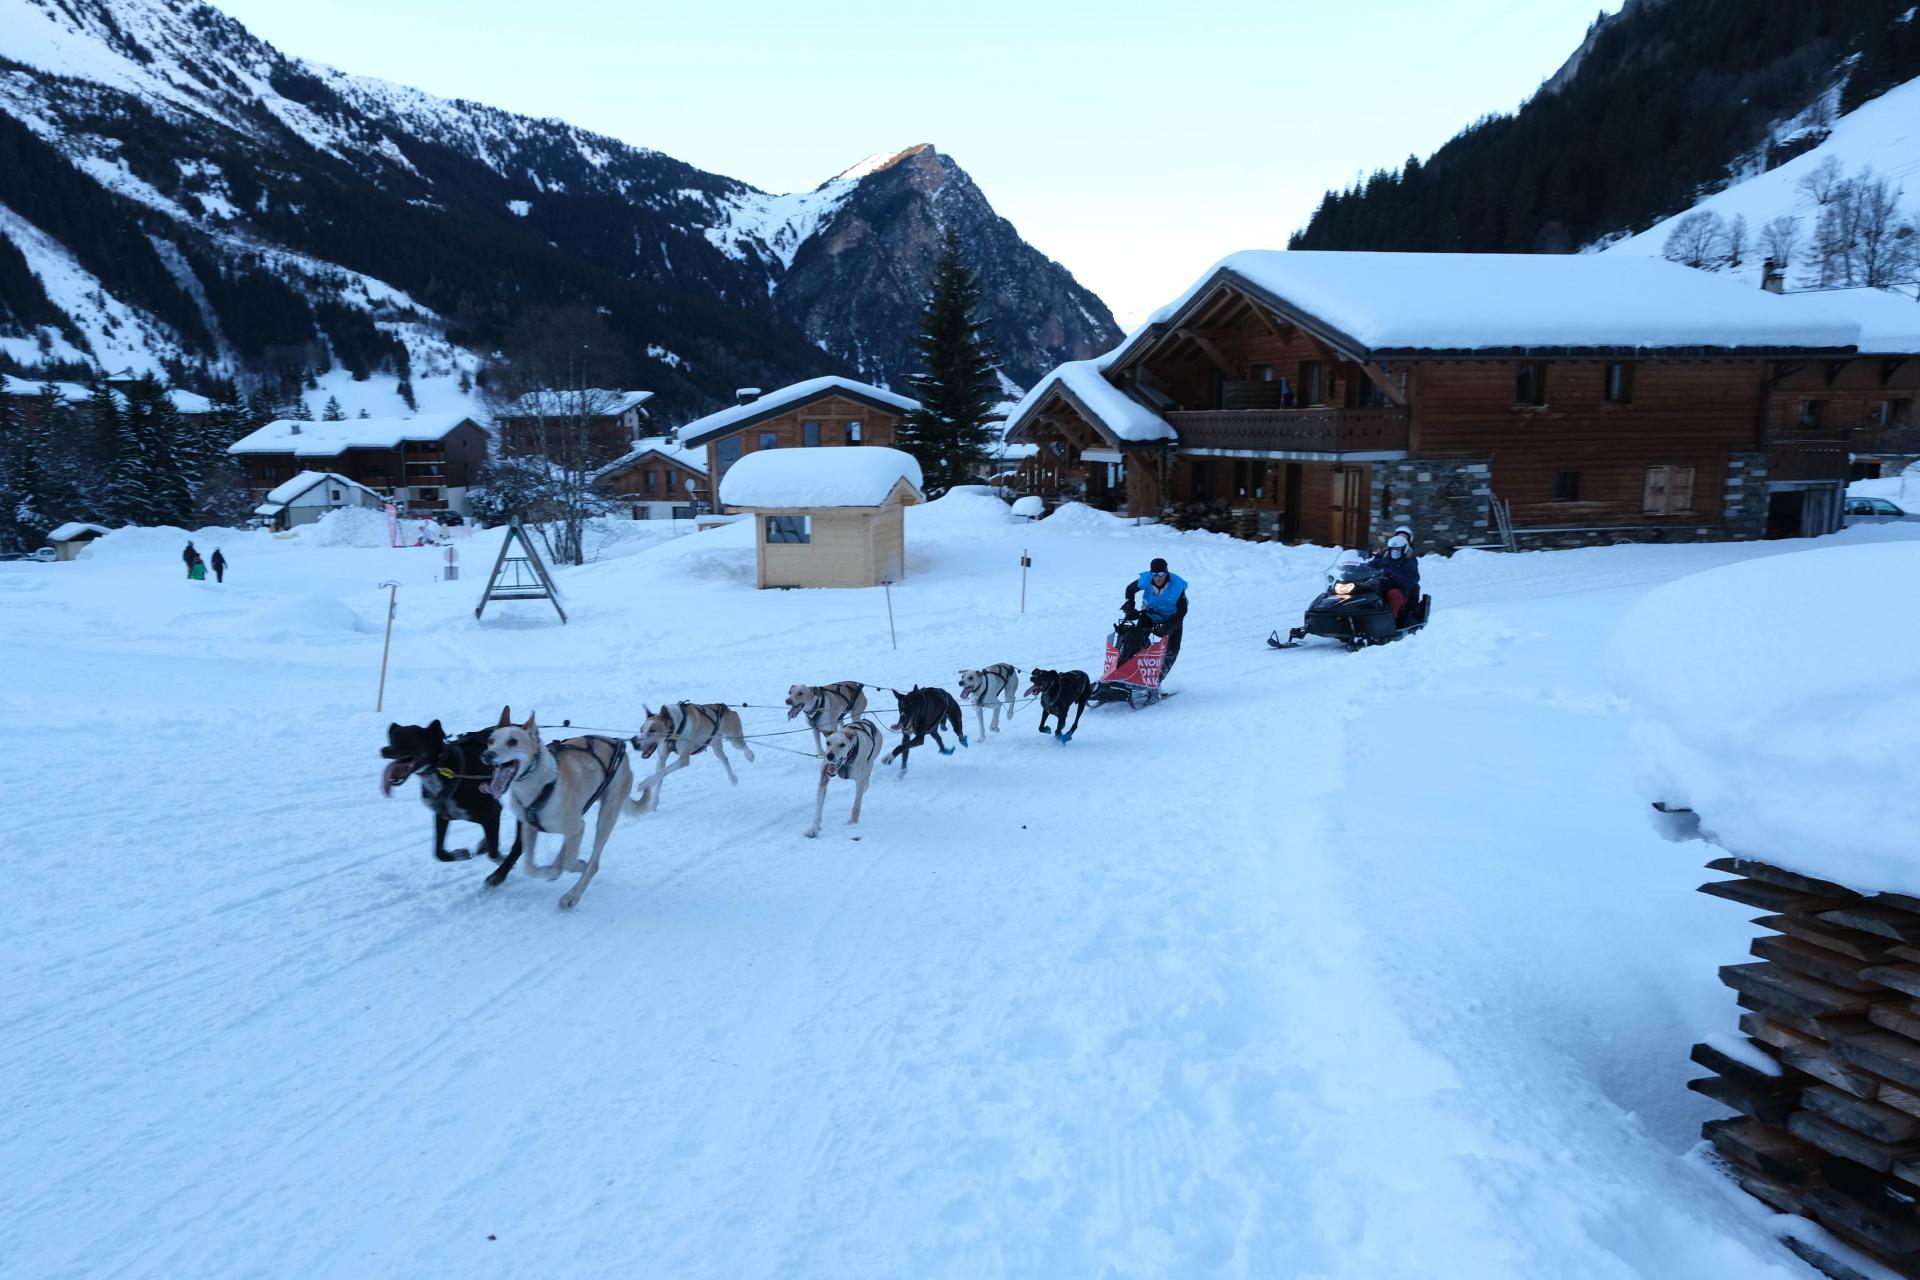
1164 407 1410 457
1768 440 1851 484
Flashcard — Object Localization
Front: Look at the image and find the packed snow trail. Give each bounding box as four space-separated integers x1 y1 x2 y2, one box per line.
6 503 1901 1277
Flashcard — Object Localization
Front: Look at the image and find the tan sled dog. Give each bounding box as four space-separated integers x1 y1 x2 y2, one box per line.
807 718 881 838
958 663 1019 739
481 708 640 910
786 680 868 752
629 701 754 812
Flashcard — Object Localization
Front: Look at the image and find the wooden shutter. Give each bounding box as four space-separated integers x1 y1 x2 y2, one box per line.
1643 465 1670 515
1669 466 1695 514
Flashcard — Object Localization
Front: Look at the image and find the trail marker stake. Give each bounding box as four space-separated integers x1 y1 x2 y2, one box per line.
375 581 399 712
1020 549 1031 614
883 581 897 650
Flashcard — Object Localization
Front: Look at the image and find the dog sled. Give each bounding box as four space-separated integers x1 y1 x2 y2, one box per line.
1092 612 1175 709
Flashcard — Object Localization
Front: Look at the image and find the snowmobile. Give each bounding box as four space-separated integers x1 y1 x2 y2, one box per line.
1268 553 1431 651
1092 609 1176 708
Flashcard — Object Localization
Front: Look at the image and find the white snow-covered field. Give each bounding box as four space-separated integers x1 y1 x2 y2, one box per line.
5 500 1916 1279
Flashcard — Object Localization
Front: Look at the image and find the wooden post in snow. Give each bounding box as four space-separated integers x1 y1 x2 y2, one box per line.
883 581 897 650
1020 549 1030 615
375 581 399 712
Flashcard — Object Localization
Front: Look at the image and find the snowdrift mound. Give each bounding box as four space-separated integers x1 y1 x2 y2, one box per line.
911 487 1013 529
90 523 256 559
236 594 373 640
308 507 394 548
1612 542 1920 891
1041 501 1132 532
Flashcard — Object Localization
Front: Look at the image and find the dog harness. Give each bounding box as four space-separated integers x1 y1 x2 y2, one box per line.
520 737 626 833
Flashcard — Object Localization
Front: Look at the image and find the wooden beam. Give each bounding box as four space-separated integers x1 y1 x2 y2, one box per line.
1824 359 1849 387
1359 361 1408 408
1882 357 1908 386
1175 329 1238 377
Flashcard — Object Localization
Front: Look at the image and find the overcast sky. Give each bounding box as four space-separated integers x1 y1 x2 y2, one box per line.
214 0 1620 326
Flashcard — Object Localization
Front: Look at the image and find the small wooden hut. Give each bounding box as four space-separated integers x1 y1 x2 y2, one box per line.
46 521 110 561
716 446 924 589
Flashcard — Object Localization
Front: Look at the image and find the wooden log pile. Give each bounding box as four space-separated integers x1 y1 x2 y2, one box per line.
1695 855 1920 1278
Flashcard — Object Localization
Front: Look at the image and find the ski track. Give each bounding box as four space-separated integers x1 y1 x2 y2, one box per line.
4 507 1893 1278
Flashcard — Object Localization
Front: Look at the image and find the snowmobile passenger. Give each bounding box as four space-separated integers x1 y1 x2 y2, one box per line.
1124 557 1189 673
1371 533 1419 622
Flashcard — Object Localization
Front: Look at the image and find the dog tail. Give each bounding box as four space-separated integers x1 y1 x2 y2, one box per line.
945 698 964 739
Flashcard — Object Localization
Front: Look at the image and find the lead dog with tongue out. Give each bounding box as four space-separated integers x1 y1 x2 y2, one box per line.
379 718 518 864
480 708 643 909
806 717 881 839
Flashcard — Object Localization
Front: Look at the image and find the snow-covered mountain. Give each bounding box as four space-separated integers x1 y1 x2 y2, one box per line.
0 0 1120 417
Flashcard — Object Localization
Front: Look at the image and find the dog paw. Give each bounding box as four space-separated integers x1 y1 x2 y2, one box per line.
938 746 954 756
558 893 580 910
436 847 474 863
804 828 819 839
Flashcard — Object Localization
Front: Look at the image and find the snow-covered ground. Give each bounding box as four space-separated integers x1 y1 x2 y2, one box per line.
7 502 1916 1278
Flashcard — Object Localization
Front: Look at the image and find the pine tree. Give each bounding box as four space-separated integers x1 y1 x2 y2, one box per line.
292 397 315 421
92 381 147 524
0 391 44 552
322 395 346 421
899 227 1001 495
396 376 417 411
125 376 193 525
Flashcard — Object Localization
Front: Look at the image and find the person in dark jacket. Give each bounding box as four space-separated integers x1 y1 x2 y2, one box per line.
182 540 198 579
1123 557 1190 674
211 548 226 583
1371 532 1419 621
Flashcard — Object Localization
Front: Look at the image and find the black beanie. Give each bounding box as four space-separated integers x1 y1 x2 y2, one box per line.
1150 558 1169 573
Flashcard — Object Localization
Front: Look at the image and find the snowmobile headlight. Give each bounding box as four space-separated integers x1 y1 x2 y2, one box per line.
1333 581 1356 597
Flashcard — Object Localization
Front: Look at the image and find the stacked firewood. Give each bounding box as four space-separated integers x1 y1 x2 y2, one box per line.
1695 855 1920 1277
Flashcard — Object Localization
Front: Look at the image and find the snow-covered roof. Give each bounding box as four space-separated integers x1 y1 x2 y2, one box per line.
1614 541 1920 893
46 521 109 541
261 470 383 506
1004 358 1175 445
1 374 216 414
680 377 919 446
499 388 653 418
1114 250 1863 360
591 440 709 482
1772 287 1920 356
227 415 478 457
718 446 923 509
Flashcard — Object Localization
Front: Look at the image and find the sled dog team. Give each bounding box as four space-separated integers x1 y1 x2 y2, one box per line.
380 661 1094 909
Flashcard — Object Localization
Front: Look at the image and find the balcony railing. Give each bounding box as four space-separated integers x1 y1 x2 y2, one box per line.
1165 407 1410 456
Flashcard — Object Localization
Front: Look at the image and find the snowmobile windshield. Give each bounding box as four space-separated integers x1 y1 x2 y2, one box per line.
1326 554 1379 589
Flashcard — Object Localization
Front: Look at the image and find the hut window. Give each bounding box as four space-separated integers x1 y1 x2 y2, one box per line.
1797 400 1827 429
1515 363 1548 406
330 489 342 502
1604 363 1633 404
847 420 863 444
1643 465 1695 515
803 421 821 447
765 515 811 544
1551 470 1581 502
758 431 778 450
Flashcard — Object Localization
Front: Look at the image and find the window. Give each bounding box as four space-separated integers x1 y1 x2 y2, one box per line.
416 487 439 501
1515 363 1548 406
1252 364 1274 382
1876 399 1913 429
643 469 656 495
1299 361 1324 406
1190 459 1213 500
715 436 743 476
1604 363 1633 404
330 489 343 502
803 421 821 447
847 420 863 444
765 515 811 544
758 431 779 450
1797 400 1826 429
1643 465 1696 515
1552 470 1581 503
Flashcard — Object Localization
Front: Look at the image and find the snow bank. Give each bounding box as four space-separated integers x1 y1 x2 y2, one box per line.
308 506 393 548
1612 543 1920 891
717 446 922 508
237 594 372 640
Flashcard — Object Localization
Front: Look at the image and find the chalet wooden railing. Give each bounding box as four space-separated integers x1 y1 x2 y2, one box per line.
1164 407 1410 455
1768 440 1852 483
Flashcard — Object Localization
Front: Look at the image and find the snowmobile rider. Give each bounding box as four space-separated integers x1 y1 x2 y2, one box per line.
1370 531 1419 622
1123 557 1189 673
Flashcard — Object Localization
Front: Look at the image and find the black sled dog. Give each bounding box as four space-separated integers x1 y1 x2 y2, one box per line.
1024 669 1092 743
380 718 518 863
880 685 968 774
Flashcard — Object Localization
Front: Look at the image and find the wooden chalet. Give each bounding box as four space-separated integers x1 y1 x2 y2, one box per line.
591 443 710 520
497 389 654 466
1005 252 1870 550
226 415 489 516
716 446 924 590
677 377 919 507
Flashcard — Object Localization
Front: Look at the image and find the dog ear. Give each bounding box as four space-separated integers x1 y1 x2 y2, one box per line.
522 710 538 732
387 721 400 735
497 705 512 727
428 719 443 736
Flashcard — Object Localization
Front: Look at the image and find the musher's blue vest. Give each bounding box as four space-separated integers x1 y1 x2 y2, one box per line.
1136 571 1187 621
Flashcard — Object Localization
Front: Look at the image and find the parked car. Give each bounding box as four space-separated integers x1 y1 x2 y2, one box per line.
1844 496 1920 525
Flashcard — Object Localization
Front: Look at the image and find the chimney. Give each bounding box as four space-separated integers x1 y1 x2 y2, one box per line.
734 387 762 406
289 421 301 435
1761 258 1785 294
